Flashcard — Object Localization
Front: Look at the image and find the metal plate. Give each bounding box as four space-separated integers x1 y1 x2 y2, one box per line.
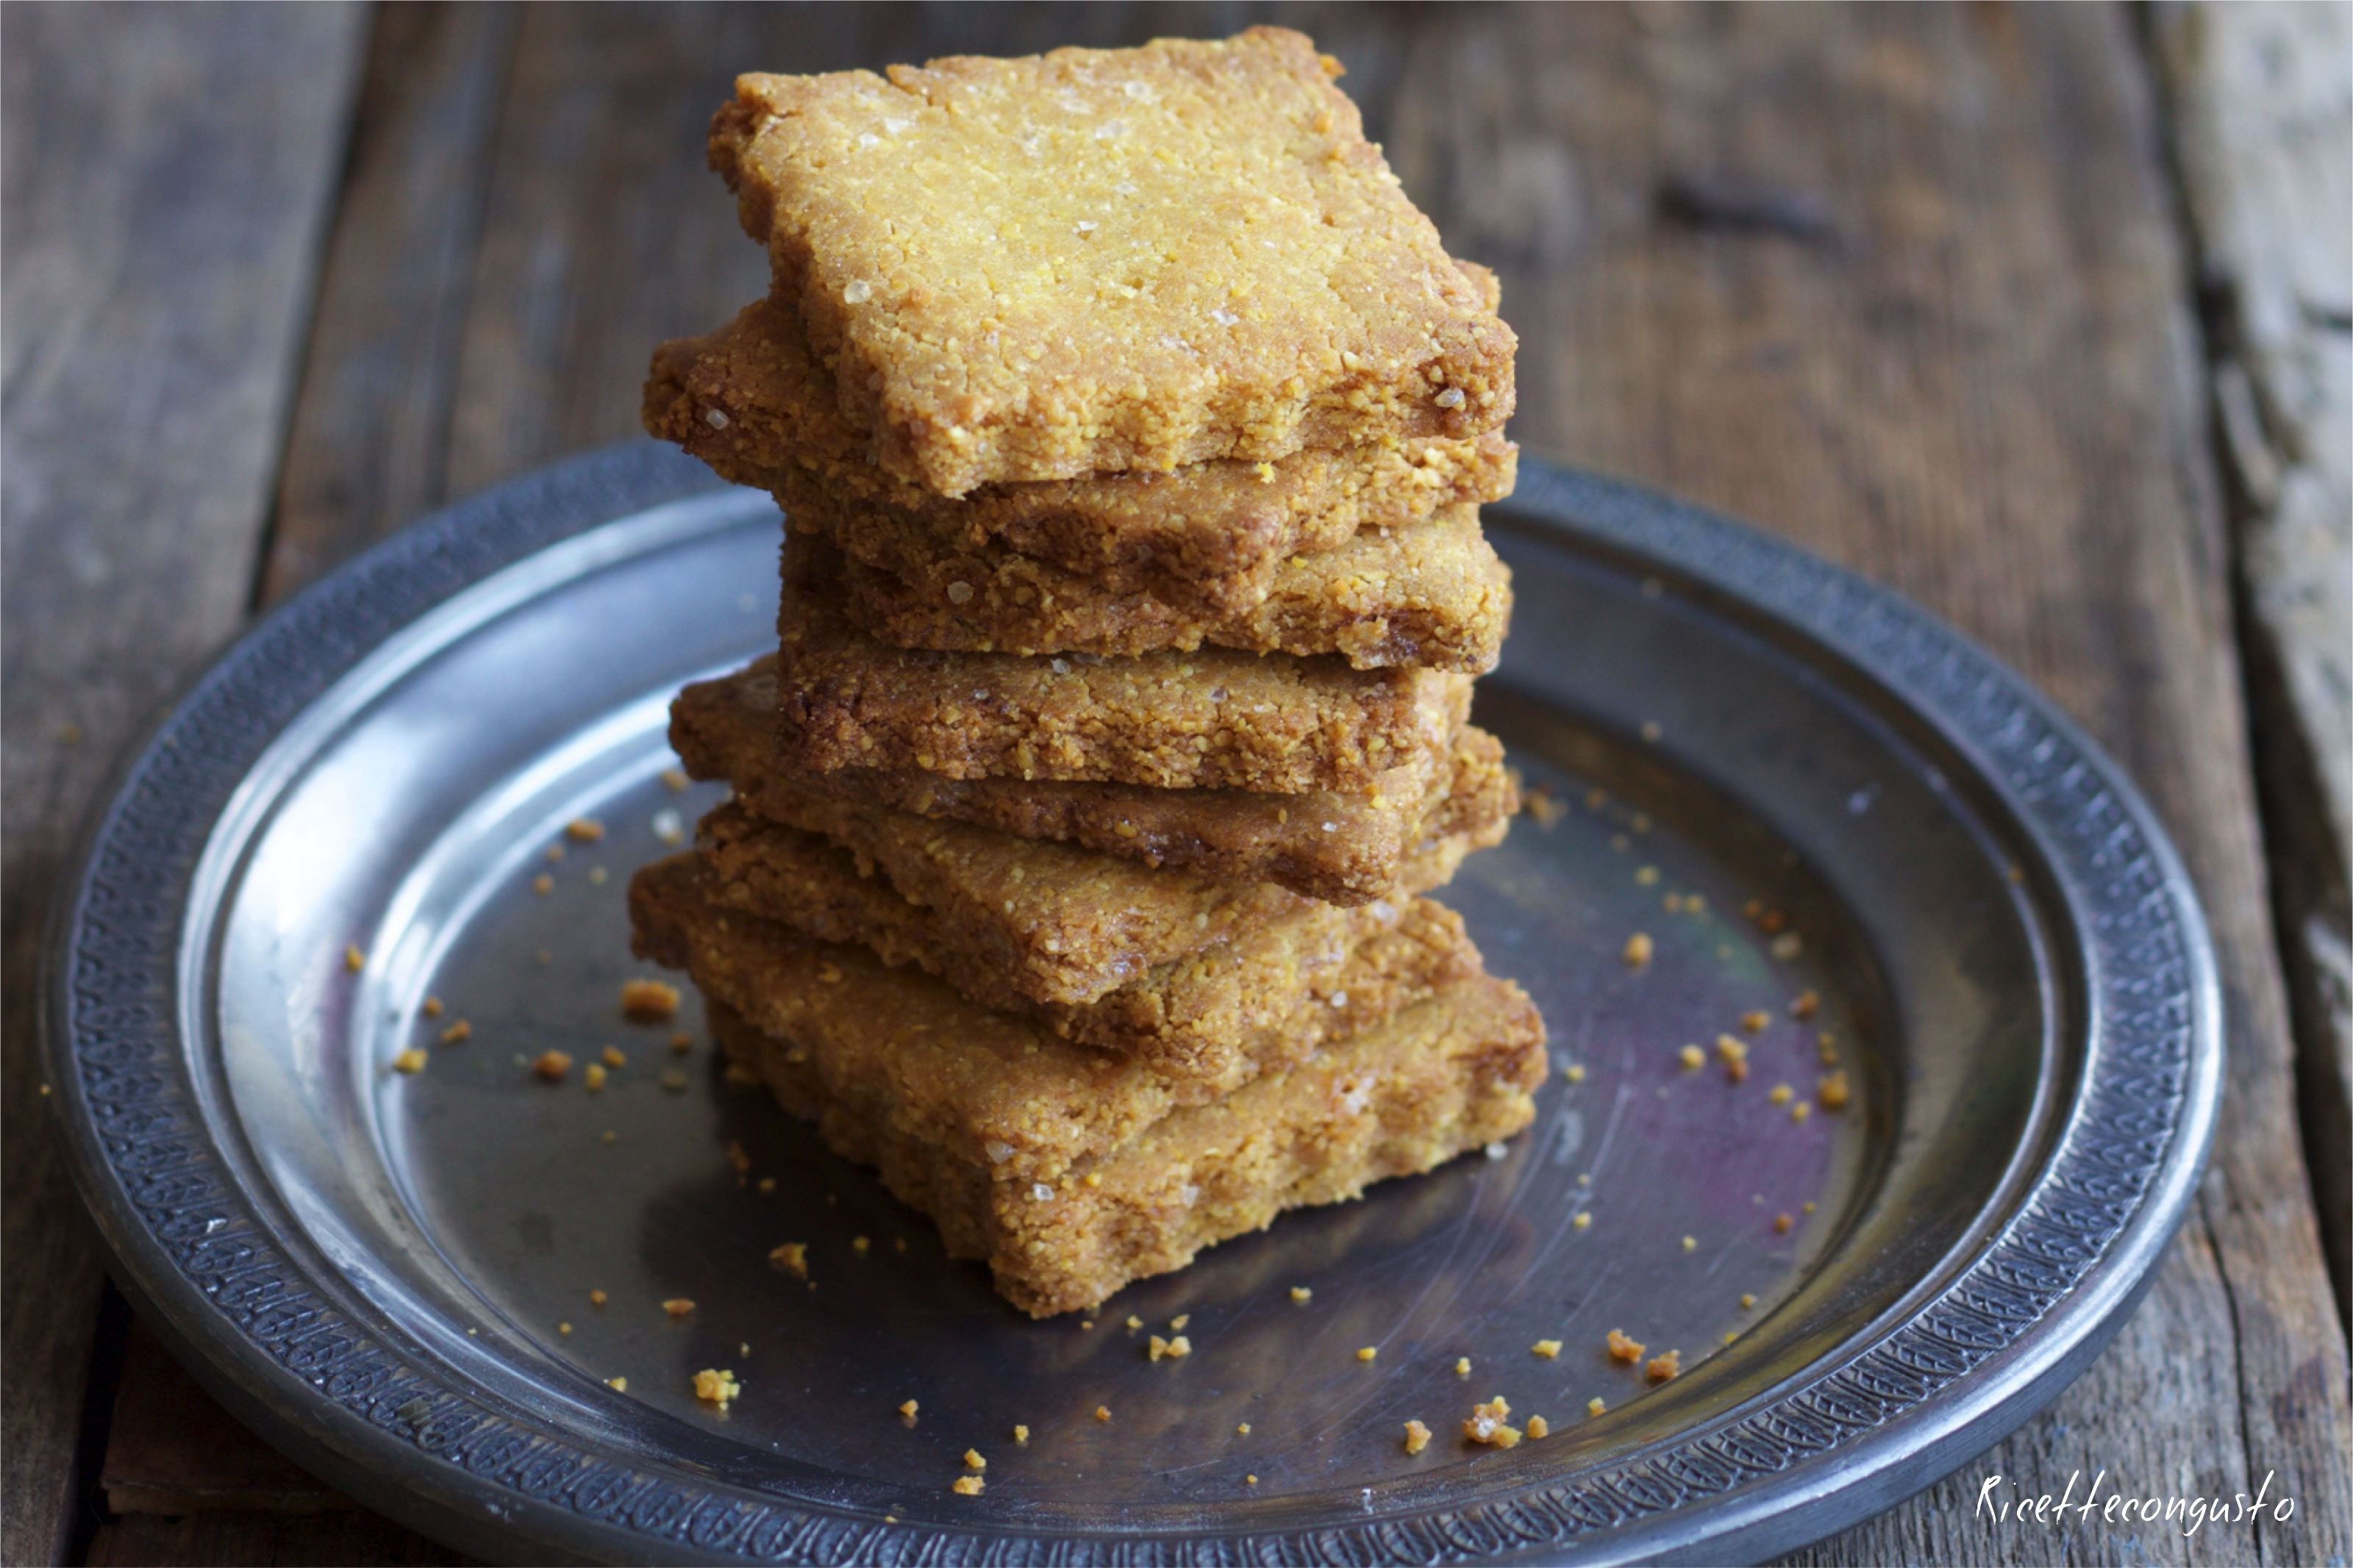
45 445 2221 1564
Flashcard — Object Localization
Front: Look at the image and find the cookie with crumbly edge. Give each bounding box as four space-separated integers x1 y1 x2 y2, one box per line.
670 656 1515 905
643 297 1517 616
632 873 1545 1317
692 811 1479 1089
708 27 1515 495
691 756 1480 1007
776 534 1471 792
834 501 1510 670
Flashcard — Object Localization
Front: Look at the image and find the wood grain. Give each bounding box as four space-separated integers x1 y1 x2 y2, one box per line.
100 1320 351 1517
262 2 522 603
1364 4 2352 1559
0 5 369 1563
27 5 2350 1564
2152 0 2353 1331
82 1509 468 1568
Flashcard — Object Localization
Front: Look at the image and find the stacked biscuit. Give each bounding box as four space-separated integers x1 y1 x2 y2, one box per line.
632 28 1546 1318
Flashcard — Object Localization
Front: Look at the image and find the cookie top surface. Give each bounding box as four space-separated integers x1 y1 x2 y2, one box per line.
710 26 1515 493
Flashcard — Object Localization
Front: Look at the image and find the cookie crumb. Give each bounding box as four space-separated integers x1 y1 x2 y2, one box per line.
1527 1415 1550 1439
1564 1064 1586 1083
1646 1350 1682 1383
1289 1286 1313 1303
607 1376 626 1392
1403 1420 1432 1455
1622 932 1654 968
1791 1100 1812 1122
621 979 680 1020
770 1242 808 1276
1170 1314 1189 1331
1573 1212 1592 1230
1769 1084 1793 1106
951 1476 984 1497
559 1322 571 1335
422 996 443 1017
1819 1070 1850 1109
1126 1315 1143 1330
663 1298 694 1318
1246 1475 1258 1486
899 1399 919 1420
1790 989 1820 1020
392 1048 427 1075
1454 1357 1471 1376
1094 1406 1111 1422
1531 1339 1562 1358
532 1050 572 1081
1740 1293 1757 1309
1774 1213 1794 1234
1715 1035 1749 1082
693 1368 740 1407
602 1045 626 1069
963 1449 986 1471
1013 1425 1029 1443
439 1019 471 1045
343 945 365 972
1236 1422 1251 1436
1606 1328 1645 1364
1740 1009 1769 1034
584 1063 607 1091
1588 1397 1606 1417
1147 1334 1191 1361
1462 1397 1521 1447
565 817 605 842
1682 1235 1696 1251
1678 1044 1704 1073
532 874 553 895
1355 1346 1377 1362
670 1031 693 1052
589 1289 607 1306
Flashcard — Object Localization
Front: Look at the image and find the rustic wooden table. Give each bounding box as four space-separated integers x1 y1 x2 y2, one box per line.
6 4 2348 1564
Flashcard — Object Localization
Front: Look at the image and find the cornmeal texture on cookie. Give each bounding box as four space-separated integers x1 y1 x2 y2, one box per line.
777 537 1471 792
707 995 1542 1319
690 814 1478 1088
708 27 1515 494
643 297 1516 615
835 501 1510 670
694 803 1478 1083
632 867 1545 1316
691 770 1481 1008
671 656 1516 904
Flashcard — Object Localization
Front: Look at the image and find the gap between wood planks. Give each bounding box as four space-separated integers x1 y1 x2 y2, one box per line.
45 5 2353 1566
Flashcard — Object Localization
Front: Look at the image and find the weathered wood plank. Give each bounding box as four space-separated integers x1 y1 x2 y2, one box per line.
261 1 522 603
100 1320 351 1517
0 4 370 1563
63 7 2350 1564
2152 0 2353 1331
1368 4 2350 1560
82 1509 471 1568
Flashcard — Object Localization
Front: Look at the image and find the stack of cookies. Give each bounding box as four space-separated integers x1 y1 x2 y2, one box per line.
632 28 1546 1318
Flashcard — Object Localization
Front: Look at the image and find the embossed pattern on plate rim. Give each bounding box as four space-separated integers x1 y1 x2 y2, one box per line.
43 444 2223 1566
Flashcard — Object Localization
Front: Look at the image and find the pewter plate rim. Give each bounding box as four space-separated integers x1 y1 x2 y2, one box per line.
43 444 2222 1565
